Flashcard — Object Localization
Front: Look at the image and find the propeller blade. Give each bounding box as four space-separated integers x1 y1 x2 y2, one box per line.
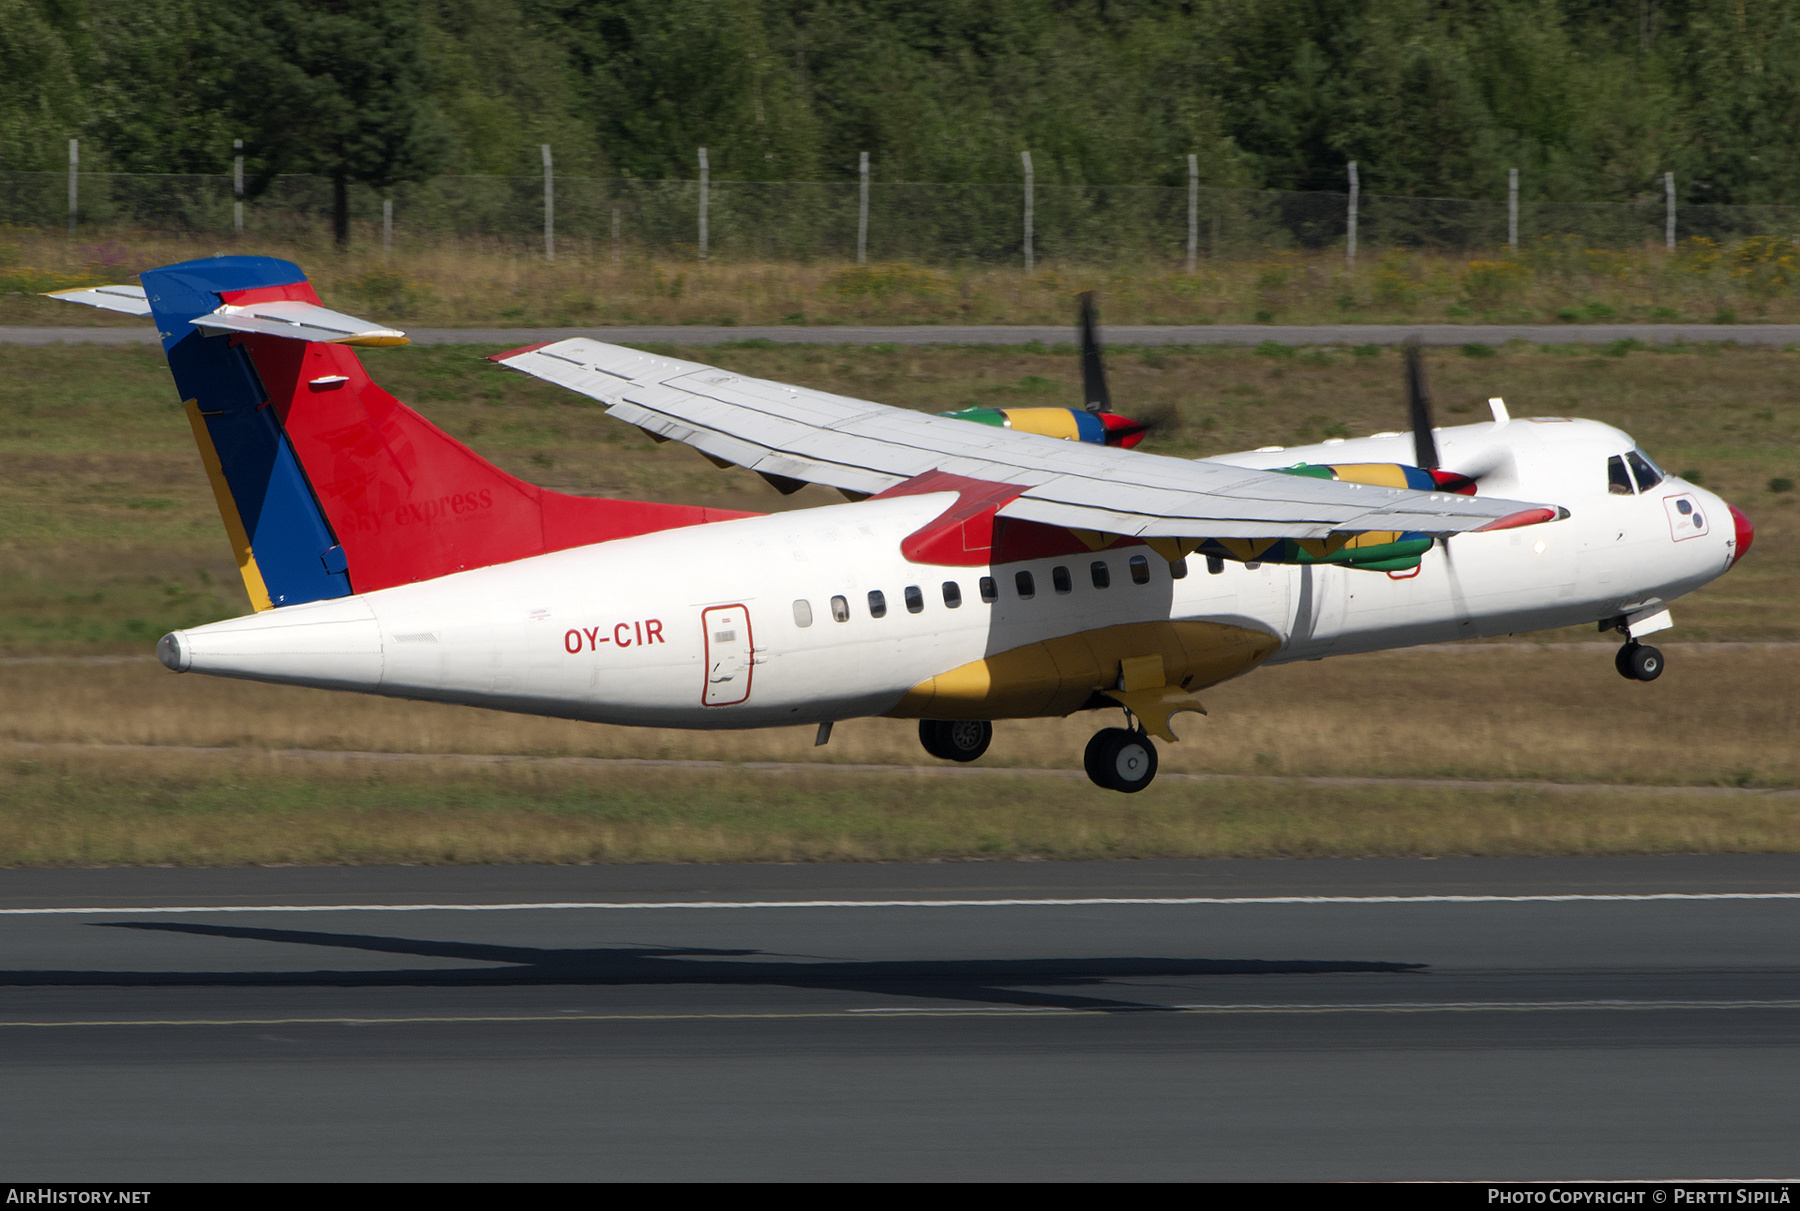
1078 291 1111 414
1405 337 1440 469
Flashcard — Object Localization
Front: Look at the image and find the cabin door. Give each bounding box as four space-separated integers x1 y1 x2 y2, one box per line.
702 604 754 706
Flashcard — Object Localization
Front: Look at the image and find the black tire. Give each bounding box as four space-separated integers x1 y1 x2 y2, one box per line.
1628 644 1664 682
1085 727 1158 793
919 719 992 763
1615 643 1637 680
1084 728 1122 790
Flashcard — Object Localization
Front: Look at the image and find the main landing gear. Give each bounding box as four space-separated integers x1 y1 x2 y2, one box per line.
1084 727 1159 793
919 719 993 763
1615 641 1664 682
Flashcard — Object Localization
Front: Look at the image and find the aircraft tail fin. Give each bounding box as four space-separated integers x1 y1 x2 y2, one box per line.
53 256 750 610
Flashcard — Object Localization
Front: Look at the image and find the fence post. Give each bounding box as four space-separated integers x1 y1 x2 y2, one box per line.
1508 167 1519 252
1346 160 1358 267
67 139 78 232
233 139 244 236
1021 150 1034 274
857 151 870 265
1665 171 1676 250
541 144 554 262
383 198 393 254
1187 154 1198 274
698 147 709 260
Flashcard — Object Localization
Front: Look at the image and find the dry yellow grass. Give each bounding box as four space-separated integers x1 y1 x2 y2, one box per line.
9 229 1800 327
4 644 1794 788
3 746 1797 867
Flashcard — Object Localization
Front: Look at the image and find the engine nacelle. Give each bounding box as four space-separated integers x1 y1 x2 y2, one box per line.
938 406 1146 448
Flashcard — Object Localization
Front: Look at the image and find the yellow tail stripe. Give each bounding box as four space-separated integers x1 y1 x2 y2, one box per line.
183 398 274 612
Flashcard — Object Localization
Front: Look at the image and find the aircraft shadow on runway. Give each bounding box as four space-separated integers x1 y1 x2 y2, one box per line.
0 922 1428 1013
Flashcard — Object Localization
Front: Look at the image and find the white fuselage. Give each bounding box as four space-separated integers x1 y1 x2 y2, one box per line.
163 418 1741 735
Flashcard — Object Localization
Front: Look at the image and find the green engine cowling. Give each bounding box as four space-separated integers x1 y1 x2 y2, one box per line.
1181 462 1458 573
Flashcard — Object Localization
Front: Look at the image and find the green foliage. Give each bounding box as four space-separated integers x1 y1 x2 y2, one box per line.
0 0 85 170
221 0 452 242
12 0 1800 206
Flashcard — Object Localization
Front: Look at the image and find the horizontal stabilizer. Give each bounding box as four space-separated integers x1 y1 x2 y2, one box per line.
194 299 408 347
44 284 153 316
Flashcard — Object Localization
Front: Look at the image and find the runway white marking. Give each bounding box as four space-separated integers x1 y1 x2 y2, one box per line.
3 893 1800 915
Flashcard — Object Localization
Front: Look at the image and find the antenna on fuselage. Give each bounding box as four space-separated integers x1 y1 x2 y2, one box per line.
1405 337 1440 469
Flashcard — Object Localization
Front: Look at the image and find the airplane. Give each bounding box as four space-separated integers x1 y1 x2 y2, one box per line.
48 256 1754 792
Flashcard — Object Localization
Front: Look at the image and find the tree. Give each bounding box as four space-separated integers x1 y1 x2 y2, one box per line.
0 0 85 170
221 0 451 246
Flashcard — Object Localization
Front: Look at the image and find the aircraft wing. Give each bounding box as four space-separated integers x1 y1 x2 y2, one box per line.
493 338 1557 541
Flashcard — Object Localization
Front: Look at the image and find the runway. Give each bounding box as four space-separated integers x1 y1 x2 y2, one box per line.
3 857 1798 1180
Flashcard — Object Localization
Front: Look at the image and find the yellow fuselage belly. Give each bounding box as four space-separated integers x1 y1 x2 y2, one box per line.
888 620 1279 721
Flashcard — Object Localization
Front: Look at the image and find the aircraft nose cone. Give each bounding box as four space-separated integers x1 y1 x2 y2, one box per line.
1729 503 1755 567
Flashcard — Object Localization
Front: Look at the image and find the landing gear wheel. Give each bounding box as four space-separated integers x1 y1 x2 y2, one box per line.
1083 727 1159 793
1618 643 1664 682
919 719 992 763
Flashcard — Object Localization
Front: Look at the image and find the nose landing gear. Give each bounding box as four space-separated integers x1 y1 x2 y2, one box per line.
1084 727 1159 793
1615 642 1664 682
919 719 993 762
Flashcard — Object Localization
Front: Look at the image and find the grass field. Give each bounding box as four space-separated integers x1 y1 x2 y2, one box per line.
11 231 1800 329
6 746 1797 867
0 337 1795 865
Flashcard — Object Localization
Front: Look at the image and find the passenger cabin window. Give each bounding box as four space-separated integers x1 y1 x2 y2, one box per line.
1090 561 1111 589
1171 557 1190 579
904 585 924 614
867 590 887 619
1015 570 1036 599
942 581 963 608
1626 449 1665 491
792 599 813 627
979 576 998 603
1607 454 1636 495
1129 555 1151 585
1052 566 1072 594
830 595 850 623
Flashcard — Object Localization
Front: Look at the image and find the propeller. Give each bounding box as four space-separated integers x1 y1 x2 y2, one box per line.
1078 291 1112 414
1404 337 1439 470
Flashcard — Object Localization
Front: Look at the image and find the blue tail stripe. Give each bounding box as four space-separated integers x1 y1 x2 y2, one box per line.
162 323 349 609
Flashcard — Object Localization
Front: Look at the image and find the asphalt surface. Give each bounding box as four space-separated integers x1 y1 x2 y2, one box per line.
2 857 1798 1180
8 322 1800 347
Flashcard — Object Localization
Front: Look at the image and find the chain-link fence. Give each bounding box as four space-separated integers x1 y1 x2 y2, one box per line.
7 169 1800 263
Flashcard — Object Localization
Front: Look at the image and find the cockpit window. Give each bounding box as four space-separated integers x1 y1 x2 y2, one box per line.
1607 454 1636 495
1626 449 1665 491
